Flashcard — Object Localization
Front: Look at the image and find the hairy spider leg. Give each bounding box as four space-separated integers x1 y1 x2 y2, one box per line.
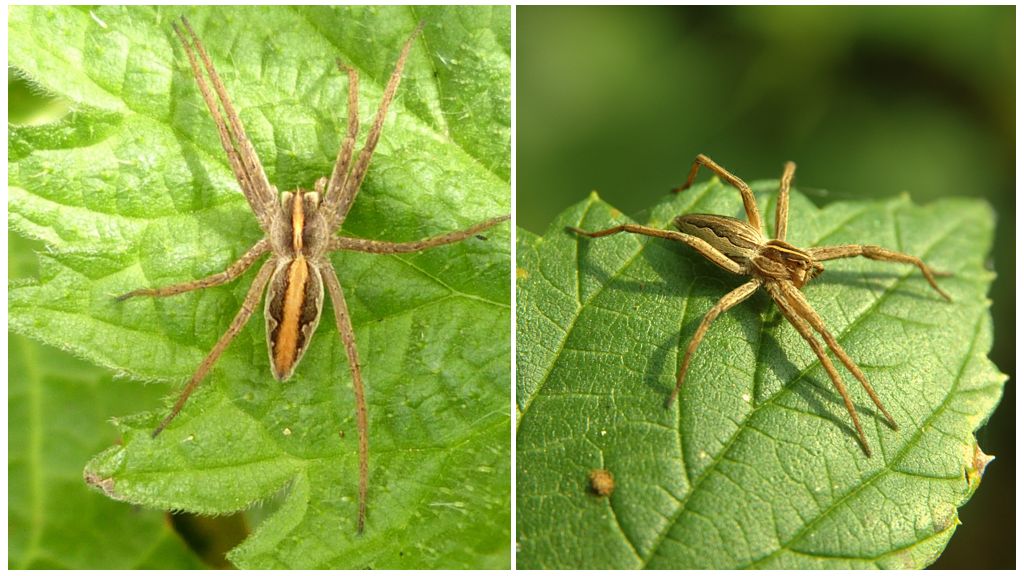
764 281 874 456
173 17 277 226
774 161 796 241
320 264 370 533
325 22 426 229
776 280 899 431
151 259 277 437
568 224 745 275
673 153 763 233
808 245 951 301
116 240 270 302
666 279 761 407
321 64 359 215
330 215 511 254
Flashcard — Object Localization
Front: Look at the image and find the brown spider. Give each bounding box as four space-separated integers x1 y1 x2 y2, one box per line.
117 17 509 532
569 154 950 457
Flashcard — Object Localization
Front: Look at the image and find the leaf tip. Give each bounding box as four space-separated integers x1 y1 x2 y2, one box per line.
965 443 995 489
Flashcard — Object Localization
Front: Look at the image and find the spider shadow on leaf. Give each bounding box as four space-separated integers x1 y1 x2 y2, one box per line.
811 269 949 303
166 113 266 255
570 227 759 399
755 308 890 449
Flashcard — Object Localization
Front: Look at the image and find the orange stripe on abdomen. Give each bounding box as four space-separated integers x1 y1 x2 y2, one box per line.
291 193 305 252
273 255 309 375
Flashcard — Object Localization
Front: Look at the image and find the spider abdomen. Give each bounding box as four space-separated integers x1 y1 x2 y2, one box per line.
674 213 764 268
265 254 325 381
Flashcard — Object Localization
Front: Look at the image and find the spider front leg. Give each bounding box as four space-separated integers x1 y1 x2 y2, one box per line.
666 279 760 407
320 64 359 221
323 23 425 229
774 161 796 241
151 258 277 437
568 223 746 275
808 244 951 301
672 154 763 233
764 281 874 456
116 239 270 301
172 17 278 230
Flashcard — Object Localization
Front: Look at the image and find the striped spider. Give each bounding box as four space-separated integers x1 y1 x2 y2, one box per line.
570 154 949 456
117 17 508 532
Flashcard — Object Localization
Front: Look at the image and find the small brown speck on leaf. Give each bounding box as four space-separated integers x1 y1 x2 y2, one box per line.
588 468 615 497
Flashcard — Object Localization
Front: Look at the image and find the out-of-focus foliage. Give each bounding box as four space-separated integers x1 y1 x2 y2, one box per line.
517 6 1012 569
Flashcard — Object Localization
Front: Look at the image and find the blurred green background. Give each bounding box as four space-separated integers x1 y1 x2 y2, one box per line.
517 5 1013 570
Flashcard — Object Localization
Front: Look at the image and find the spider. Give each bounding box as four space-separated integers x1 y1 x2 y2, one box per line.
116 17 509 533
569 154 950 457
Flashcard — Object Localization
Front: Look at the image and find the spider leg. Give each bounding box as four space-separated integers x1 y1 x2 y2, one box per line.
808 244 951 301
173 18 277 228
152 258 276 437
672 154 763 233
327 22 425 229
329 214 510 253
763 281 873 457
116 239 270 301
774 161 796 241
314 176 328 196
666 279 761 407
569 223 745 275
320 263 370 534
321 64 359 216
777 281 899 431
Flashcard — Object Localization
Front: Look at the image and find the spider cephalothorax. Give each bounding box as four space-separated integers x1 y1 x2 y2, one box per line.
754 240 824 288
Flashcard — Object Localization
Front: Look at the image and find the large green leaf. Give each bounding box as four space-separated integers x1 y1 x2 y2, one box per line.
9 230 202 569
9 5 510 569
516 180 1003 568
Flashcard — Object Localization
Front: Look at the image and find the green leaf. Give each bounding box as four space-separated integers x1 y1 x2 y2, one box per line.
8 328 203 568
11 233 203 569
10 5 510 569
515 181 1003 569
